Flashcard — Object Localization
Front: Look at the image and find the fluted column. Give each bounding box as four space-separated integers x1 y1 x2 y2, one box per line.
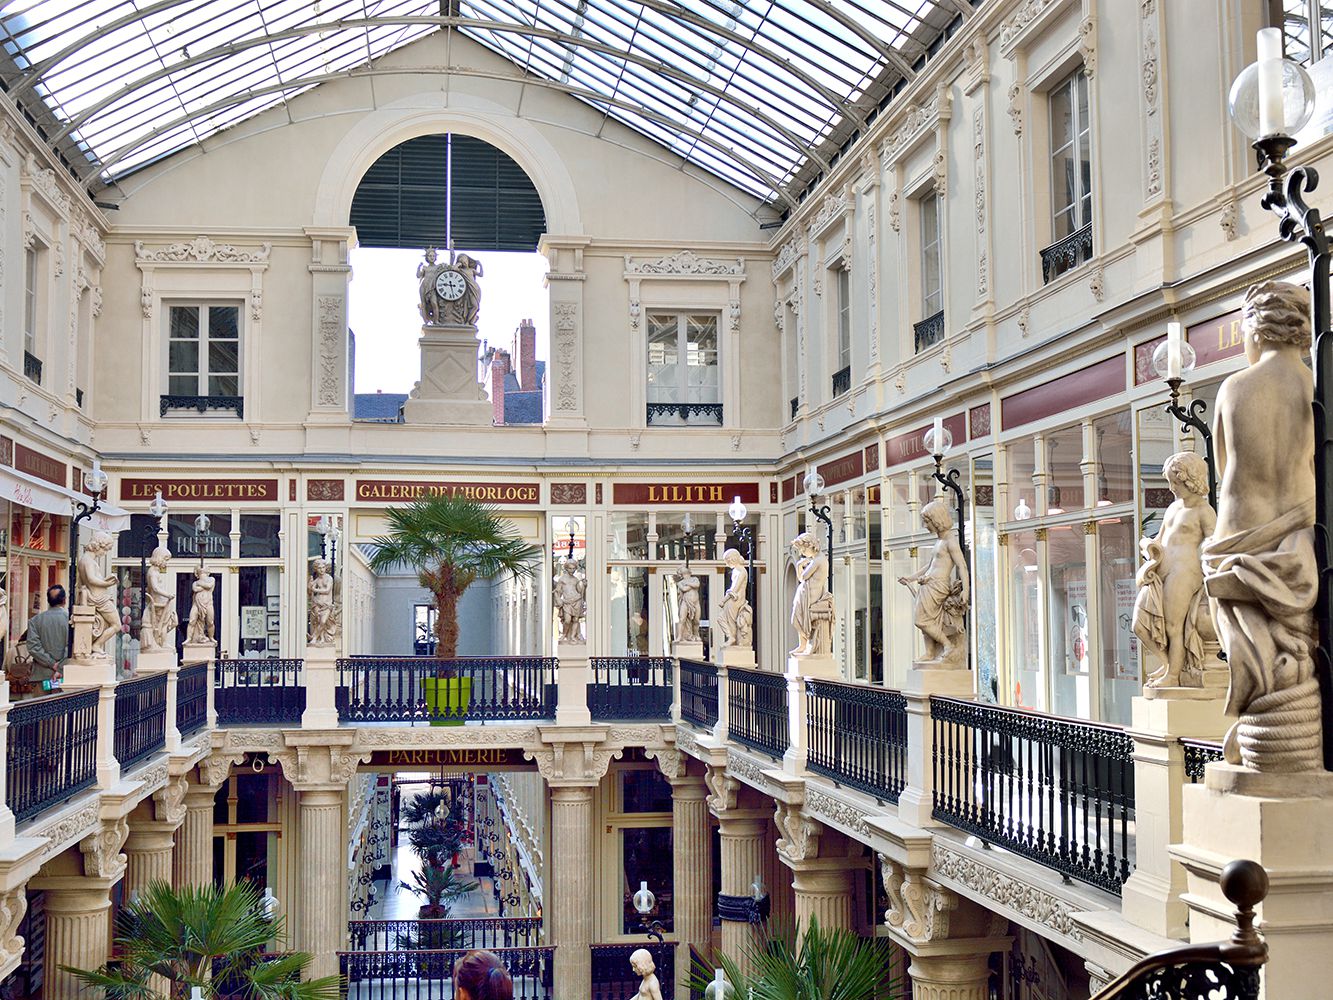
717 813 767 967
125 824 176 895
298 786 347 980
908 951 992 1000
42 882 115 998
671 776 712 1000
791 862 855 932
549 784 595 998
172 787 216 889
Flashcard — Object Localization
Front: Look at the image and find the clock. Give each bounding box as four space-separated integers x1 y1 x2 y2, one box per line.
435 269 467 302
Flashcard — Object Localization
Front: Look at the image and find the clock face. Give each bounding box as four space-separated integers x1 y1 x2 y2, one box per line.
435 269 467 302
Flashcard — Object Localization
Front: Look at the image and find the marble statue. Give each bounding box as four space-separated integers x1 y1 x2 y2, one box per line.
186 566 216 645
898 499 969 669
716 548 753 649
453 253 483 326
1202 281 1321 772
790 531 835 656
553 557 587 643
139 546 178 652
627 949 663 1000
78 530 121 655
416 247 484 327
307 557 340 647
674 569 702 643
1133 452 1217 689
416 247 447 325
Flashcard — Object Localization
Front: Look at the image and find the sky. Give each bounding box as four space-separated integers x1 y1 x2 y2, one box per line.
348 248 551 395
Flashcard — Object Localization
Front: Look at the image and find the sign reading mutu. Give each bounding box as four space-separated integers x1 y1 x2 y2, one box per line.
367 748 531 768
355 480 539 504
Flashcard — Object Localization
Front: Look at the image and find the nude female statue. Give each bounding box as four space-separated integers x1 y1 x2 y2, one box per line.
790 531 834 656
627 949 663 1000
898 499 969 669
78 530 121 655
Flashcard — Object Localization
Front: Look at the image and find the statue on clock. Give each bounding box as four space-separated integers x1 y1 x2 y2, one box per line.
417 246 483 326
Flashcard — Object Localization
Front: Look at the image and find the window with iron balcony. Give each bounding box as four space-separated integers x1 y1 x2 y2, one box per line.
160 302 244 418
1041 67 1093 283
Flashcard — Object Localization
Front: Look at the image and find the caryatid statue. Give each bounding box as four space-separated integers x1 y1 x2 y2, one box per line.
1203 281 1320 772
308 557 341 647
1133 451 1217 689
78 530 121 656
674 568 702 643
140 546 178 653
716 548 753 649
790 531 835 656
553 557 587 643
416 247 484 327
898 499 969 669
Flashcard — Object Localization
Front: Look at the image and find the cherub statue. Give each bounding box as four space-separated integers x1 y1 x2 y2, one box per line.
790 531 835 656
416 247 447 325
186 566 216 645
675 568 702 643
78 530 121 655
553 557 587 643
308 557 340 647
1133 452 1217 689
898 499 969 669
1203 281 1320 771
140 546 178 652
627 949 663 1000
716 548 753 649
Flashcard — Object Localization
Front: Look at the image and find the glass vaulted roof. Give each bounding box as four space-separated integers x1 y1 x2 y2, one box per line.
0 0 977 206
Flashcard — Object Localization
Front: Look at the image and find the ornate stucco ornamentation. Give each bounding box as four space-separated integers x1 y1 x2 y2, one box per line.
879 94 942 166
644 746 685 781
153 773 189 826
725 750 767 789
0 886 28 971
1089 265 1106 302
704 765 739 813
675 727 701 759
807 193 848 237
22 153 72 215
900 872 958 942
134 236 272 263
34 802 101 857
354 726 541 748
1079 16 1097 77
974 109 988 298
880 856 905 928
553 302 579 412
932 150 948 196
1220 200 1239 240
200 751 247 790
805 787 871 837
80 817 130 881
930 842 1084 941
773 801 821 864
1007 84 1024 136
771 237 801 280
524 741 622 785
624 250 745 276
999 0 1061 50
888 190 901 233
140 286 153 318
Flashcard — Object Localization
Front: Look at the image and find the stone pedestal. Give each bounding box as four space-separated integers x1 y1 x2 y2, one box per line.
297 786 348 979
897 667 975 829
716 811 768 972
1122 692 1228 939
181 642 215 667
301 643 340 729
672 640 704 661
555 640 591 727
135 648 177 674
787 653 838 679
719 646 756 669
62 649 115 688
401 323 492 425
550 784 595 998
1173 764 1333 1000
670 775 712 1000
790 860 855 932
173 787 216 889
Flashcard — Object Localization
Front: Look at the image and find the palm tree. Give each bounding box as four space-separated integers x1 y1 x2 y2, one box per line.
68 880 340 999
690 917 901 1000
367 495 542 658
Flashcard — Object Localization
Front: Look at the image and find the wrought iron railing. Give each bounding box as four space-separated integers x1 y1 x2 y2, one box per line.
913 309 946 353
7 687 99 823
592 942 676 1000
347 917 542 952
645 402 723 426
23 351 41 384
806 679 908 803
931 697 1135 894
176 662 209 737
338 946 554 999
1040 222 1094 283
1182 739 1224 783
679 659 719 730
727 666 789 759
589 657 673 721
215 658 306 725
831 364 851 397
114 672 167 771
337 657 557 723
159 394 244 418
790 396 799 421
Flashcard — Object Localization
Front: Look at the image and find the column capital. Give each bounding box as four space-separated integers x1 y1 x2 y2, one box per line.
644 745 687 781
151 772 189 828
79 816 129 882
272 738 368 791
774 800 822 865
527 733 619 787
198 750 245 791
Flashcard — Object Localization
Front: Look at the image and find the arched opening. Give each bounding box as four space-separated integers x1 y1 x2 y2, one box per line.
346 133 550 424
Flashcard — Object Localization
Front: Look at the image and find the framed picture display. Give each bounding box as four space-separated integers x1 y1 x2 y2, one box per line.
240 606 266 640
265 595 280 612
266 634 280 652
266 613 280 633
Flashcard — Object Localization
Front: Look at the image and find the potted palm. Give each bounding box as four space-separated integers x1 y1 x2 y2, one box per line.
368 495 541 724
68 879 340 998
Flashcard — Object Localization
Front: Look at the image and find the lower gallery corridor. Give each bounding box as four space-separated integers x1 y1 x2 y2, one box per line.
0 0 1324 997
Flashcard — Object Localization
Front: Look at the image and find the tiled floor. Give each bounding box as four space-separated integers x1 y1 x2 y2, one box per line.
369 840 497 920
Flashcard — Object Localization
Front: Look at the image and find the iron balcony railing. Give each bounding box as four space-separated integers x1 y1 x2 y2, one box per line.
176 662 209 737
215 658 306 725
806 679 908 803
159 394 244 418
727 666 789 759
678 659 719 730
645 402 723 426
7 687 99 823
831 364 851 397
338 946 554 999
913 309 946 353
1040 221 1094 283
1182 738 1224 784
931 697 1135 895
592 942 676 1000
113 672 167 771
347 917 542 952
22 351 41 384
589 657 673 721
337 656 557 724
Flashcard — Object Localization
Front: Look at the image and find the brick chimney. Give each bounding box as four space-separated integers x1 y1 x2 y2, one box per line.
490 349 510 425
514 318 537 391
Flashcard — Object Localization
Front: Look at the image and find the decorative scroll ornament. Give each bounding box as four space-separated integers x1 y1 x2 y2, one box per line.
134 236 272 263
0 885 27 967
644 746 685 781
807 193 848 236
1089 265 1106 302
880 95 941 166
81 817 130 880
1079 16 1097 77
879 856 905 928
725 750 766 788
1220 200 1239 240
772 237 801 279
932 150 948 196
704 765 739 813
22 153 71 214
900 872 957 942
316 295 342 407
153 773 189 826
1007 84 1024 137
624 250 745 276
1000 0 1060 48
889 190 901 233
773 801 821 863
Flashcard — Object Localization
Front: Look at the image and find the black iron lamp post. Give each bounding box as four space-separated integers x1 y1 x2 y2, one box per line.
137 490 169 636
1228 27 1333 767
682 512 694 569
926 418 969 571
1151 322 1219 510
631 881 666 944
802 471 835 596
316 514 340 578
193 512 210 567
68 461 109 649
727 496 755 612
563 516 578 561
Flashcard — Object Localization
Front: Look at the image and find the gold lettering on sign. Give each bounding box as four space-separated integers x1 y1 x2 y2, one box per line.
382 749 516 766
1217 316 1243 353
645 485 726 503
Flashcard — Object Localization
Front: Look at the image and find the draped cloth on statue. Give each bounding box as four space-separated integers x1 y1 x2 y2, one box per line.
1203 499 1321 770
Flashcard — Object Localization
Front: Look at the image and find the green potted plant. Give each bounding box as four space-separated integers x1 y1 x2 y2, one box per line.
368 495 541 725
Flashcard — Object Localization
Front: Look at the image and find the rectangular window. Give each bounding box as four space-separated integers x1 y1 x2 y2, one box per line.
23 249 38 356
836 268 851 372
167 303 241 398
1276 1 1333 65
646 312 720 425
920 194 943 317
1050 68 1092 241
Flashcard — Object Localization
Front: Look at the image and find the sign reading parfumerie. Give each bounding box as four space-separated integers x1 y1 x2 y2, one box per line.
367 748 532 768
355 480 539 504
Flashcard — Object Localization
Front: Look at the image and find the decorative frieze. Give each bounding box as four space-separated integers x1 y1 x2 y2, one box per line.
315 295 342 408
22 152 71 215
930 842 1085 942
879 94 942 167
552 302 579 413
999 0 1062 52
725 750 767 789
805 786 871 836
772 236 802 279
806 193 848 238
134 236 272 264
623 250 745 276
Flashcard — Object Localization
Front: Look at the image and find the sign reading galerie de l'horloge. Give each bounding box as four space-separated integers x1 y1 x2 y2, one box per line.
353 480 540 504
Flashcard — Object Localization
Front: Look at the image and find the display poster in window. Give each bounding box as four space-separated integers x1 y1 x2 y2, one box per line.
240 606 266 640
1065 578 1089 675
1113 577 1140 680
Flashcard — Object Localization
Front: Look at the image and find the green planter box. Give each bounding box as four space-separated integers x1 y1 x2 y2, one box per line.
422 676 472 726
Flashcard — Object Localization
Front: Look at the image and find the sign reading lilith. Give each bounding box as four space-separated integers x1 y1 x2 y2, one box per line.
417 247 483 327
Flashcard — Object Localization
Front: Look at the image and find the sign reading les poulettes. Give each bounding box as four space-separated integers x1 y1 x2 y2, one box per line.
120 478 279 502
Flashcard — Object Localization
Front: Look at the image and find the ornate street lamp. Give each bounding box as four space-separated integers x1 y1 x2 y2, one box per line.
631 880 666 944
1228 27 1333 766
138 490 168 636
564 516 578 561
802 471 834 596
727 496 755 613
1151 321 1218 509
68 460 109 647
925 418 968 568
316 515 340 577
193 512 211 568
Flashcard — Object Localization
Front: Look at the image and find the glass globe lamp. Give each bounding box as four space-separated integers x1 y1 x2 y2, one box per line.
1151 339 1197 380
632 881 656 915
1228 38 1315 139
147 490 168 520
803 471 825 497
728 496 747 523
924 425 954 456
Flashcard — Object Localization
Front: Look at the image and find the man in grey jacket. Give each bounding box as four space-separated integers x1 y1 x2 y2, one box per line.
26 585 68 691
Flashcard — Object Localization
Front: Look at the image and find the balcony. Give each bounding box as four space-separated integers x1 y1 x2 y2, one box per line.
159 394 244 418
113 671 168 771
726 665 788 760
588 657 673 721
645 401 722 426
176 662 209 737
1040 221 1094 283
913 309 946 353
7 687 98 823
215 657 306 725
23 351 41 385
336 656 557 724
831 364 851 397
678 658 719 730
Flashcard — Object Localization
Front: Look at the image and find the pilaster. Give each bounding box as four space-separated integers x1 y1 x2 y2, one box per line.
897 668 975 828
549 784 595 997
301 643 340 729
304 227 355 431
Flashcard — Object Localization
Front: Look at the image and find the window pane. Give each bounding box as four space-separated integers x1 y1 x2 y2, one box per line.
169 340 199 374
621 770 673 813
235 773 269 823
209 375 240 397
1048 524 1090 718
209 306 240 340
1094 411 1134 504
1045 424 1084 513
169 374 198 395
1050 78 1074 150
209 340 239 375
647 314 679 403
1006 436 1037 522
1098 516 1139 725
621 827 673 933
170 306 200 339
1052 146 1076 220
239 515 281 559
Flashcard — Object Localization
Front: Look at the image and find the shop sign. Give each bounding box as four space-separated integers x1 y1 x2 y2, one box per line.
14 444 66 486
367 748 532 768
885 413 967 468
612 483 760 505
1134 308 1245 385
817 450 864 488
355 480 539 504
781 476 797 501
120 478 279 502
1001 356 1123 430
